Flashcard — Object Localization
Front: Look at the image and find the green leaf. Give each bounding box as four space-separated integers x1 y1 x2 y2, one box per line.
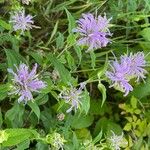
130 96 137 109
66 51 76 71
90 51 96 69
65 8 75 34
46 20 59 47
16 140 30 150
72 132 79 149
124 123 132 131
139 28 150 41
2 129 39 147
28 51 43 65
47 53 73 83
98 83 106 107
71 114 94 129
0 83 11 101
56 32 64 49
81 90 90 114
5 49 25 69
5 103 24 128
0 19 11 30
132 77 150 99
93 130 103 144
74 45 82 65
28 101 40 120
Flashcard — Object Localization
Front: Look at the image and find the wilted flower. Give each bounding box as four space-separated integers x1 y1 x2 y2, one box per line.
108 131 127 150
21 0 31 5
10 9 34 33
121 52 147 81
73 13 112 52
57 113 65 121
46 132 66 150
59 82 86 113
8 63 46 103
106 52 147 96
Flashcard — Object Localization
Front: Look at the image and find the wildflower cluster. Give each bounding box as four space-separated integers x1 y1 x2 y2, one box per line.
74 13 112 52
59 82 86 113
106 52 147 96
8 63 46 103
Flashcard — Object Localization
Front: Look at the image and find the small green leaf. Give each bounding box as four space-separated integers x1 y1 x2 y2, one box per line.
98 83 106 107
130 96 137 109
124 123 132 131
90 51 96 69
0 19 11 30
65 8 75 34
28 101 40 120
81 90 90 114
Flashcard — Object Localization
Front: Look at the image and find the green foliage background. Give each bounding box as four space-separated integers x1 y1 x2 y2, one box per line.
0 0 150 149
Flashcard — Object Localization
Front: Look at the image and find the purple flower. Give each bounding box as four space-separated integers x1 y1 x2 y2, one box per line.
59 83 86 113
10 9 34 33
73 13 112 52
106 52 147 96
8 63 46 103
106 60 133 96
121 52 147 81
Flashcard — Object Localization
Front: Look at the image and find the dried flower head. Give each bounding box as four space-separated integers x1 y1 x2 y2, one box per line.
108 131 127 150
10 9 34 33
8 63 46 103
21 0 31 5
59 82 86 113
106 52 147 96
74 13 112 52
57 113 65 121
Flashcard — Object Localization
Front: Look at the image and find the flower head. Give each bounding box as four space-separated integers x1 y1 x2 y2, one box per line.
8 63 46 103
106 59 133 96
121 52 147 81
59 82 86 113
74 13 112 52
106 52 147 96
108 131 127 150
10 9 34 33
